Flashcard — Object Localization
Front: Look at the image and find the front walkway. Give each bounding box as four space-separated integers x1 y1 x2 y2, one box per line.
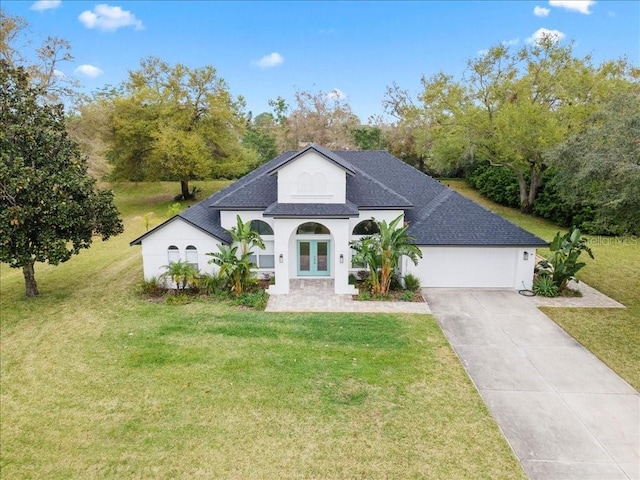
424 288 639 480
265 279 431 314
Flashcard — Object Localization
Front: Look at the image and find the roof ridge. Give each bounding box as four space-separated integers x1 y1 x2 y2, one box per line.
417 188 453 220
350 164 414 207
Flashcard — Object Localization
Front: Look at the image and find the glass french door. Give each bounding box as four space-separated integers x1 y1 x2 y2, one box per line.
297 240 330 276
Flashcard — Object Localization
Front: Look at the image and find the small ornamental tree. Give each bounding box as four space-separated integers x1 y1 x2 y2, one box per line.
0 61 124 297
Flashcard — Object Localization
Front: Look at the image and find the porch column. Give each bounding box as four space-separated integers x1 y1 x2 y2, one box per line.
267 218 289 294
333 219 358 295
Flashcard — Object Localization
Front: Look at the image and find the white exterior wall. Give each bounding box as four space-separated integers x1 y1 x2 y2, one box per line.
276 151 347 203
139 218 223 281
268 217 357 295
403 246 537 289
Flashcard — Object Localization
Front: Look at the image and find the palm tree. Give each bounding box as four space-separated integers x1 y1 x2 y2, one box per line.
377 215 422 294
160 260 199 291
351 215 422 295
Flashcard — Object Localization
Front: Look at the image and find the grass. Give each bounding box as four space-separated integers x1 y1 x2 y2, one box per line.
445 179 640 390
1 181 524 479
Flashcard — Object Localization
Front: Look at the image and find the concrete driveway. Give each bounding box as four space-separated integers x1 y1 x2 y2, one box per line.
424 288 639 480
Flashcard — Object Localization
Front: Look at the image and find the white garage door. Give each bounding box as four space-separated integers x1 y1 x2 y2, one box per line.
405 247 519 288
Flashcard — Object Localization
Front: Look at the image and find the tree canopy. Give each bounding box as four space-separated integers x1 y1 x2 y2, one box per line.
393 34 637 212
548 89 640 235
278 89 361 151
0 9 80 105
106 57 255 197
0 61 123 297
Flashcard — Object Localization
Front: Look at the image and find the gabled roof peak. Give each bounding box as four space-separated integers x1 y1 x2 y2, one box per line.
267 143 356 176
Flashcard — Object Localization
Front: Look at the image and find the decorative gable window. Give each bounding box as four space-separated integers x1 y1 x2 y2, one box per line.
168 245 180 263
186 245 198 270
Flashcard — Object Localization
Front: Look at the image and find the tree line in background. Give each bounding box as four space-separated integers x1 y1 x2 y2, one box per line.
2 10 639 235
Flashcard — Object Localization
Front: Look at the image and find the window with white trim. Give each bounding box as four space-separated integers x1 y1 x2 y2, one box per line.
185 245 198 270
248 240 275 269
168 245 180 263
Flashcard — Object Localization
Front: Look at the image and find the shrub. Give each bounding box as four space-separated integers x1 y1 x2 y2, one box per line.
403 273 421 292
165 293 190 305
230 291 268 310
357 291 371 301
399 290 416 302
137 276 164 298
348 273 358 285
466 163 521 208
533 275 558 297
199 272 226 295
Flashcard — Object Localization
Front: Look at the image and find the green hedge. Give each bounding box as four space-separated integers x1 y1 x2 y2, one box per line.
465 162 601 233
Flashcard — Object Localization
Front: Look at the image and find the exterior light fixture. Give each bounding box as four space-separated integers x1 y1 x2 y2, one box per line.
279 254 284 263
339 254 344 264
523 251 529 261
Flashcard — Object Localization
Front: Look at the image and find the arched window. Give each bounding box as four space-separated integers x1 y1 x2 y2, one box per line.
167 245 180 263
250 220 274 235
185 245 198 270
352 219 380 235
296 222 330 235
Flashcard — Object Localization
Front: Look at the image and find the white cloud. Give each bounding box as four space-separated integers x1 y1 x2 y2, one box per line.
533 5 551 16
503 37 520 46
477 49 489 57
53 69 66 78
255 52 284 68
549 0 596 15
75 64 104 78
78 4 144 32
526 27 566 44
326 88 346 100
30 0 61 12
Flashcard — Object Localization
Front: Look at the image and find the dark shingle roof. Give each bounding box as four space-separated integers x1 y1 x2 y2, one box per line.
129 205 230 246
132 145 547 247
336 150 547 246
263 201 359 218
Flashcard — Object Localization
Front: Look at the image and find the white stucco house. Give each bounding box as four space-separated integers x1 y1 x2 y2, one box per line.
131 144 547 294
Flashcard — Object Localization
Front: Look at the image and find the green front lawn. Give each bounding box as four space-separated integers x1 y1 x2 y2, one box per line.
446 179 640 390
0 181 524 479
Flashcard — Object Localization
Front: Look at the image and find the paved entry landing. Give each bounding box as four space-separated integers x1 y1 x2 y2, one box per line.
265 279 431 314
424 288 639 480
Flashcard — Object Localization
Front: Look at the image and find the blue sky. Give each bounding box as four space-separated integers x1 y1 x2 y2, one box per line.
5 0 639 121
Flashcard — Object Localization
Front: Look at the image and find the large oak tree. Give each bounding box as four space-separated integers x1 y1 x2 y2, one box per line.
0 61 123 297
106 57 254 196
